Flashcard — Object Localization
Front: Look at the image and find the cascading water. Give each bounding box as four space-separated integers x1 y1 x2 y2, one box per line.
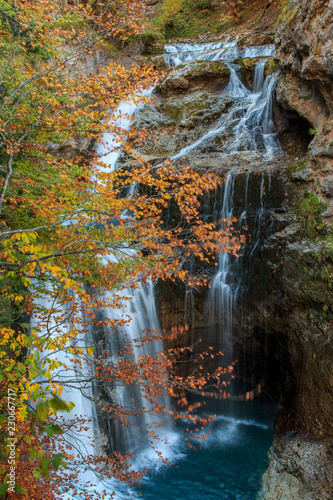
92 90 175 463
30 287 97 485
164 59 279 165
209 174 239 354
128 40 281 499
30 89 174 498
163 41 275 67
88 39 281 499
31 38 283 498
161 41 281 369
91 280 175 462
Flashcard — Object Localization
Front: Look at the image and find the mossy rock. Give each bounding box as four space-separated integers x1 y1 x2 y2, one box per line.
160 90 219 124
265 59 277 76
151 55 168 70
234 57 259 85
176 60 230 80
142 31 165 55
235 57 259 72
160 60 230 93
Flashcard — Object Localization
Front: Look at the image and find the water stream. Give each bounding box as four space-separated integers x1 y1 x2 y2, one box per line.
33 39 282 498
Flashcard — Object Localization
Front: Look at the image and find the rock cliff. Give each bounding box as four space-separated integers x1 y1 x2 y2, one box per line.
256 1 333 498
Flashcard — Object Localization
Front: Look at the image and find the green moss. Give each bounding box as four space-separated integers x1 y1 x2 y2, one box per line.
141 30 166 55
152 0 232 38
285 6 299 24
308 127 318 137
161 91 217 122
287 156 309 174
313 45 322 56
277 1 299 25
265 59 277 76
299 193 328 239
103 40 120 56
235 57 259 72
311 240 333 315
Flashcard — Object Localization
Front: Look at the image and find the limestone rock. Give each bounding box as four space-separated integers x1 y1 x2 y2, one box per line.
159 60 230 93
257 436 333 500
275 0 333 166
292 168 312 182
323 175 333 197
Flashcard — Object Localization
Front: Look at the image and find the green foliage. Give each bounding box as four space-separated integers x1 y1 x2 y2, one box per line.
52 453 66 471
0 275 27 330
299 193 327 239
312 240 333 319
285 6 299 24
152 0 230 38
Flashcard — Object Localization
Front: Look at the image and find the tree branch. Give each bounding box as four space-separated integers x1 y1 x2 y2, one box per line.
0 153 13 216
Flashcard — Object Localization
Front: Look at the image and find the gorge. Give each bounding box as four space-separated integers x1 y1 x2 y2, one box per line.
1 0 332 499
70 5 333 495
115 1 333 498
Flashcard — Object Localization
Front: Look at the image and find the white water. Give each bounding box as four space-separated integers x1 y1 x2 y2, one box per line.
161 43 280 163
209 174 240 353
231 65 280 158
95 88 153 174
163 40 274 67
105 41 280 496
31 89 172 497
92 281 176 458
92 90 175 461
161 41 281 371
30 288 97 484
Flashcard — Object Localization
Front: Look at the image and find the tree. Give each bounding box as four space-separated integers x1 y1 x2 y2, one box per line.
0 0 242 496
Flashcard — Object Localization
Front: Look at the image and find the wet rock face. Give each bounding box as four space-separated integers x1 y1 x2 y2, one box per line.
252 230 333 499
275 0 333 163
128 86 235 162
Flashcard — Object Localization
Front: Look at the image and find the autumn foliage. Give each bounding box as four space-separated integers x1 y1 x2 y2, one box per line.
0 0 241 497
229 0 240 19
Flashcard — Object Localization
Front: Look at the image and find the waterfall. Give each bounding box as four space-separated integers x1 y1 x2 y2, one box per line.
209 174 239 353
253 62 266 93
30 88 173 498
225 67 251 97
160 42 281 384
161 43 280 163
104 40 279 497
29 39 283 497
231 65 280 157
92 89 175 463
30 287 97 483
163 41 274 67
95 87 153 175
250 172 266 257
92 281 174 459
